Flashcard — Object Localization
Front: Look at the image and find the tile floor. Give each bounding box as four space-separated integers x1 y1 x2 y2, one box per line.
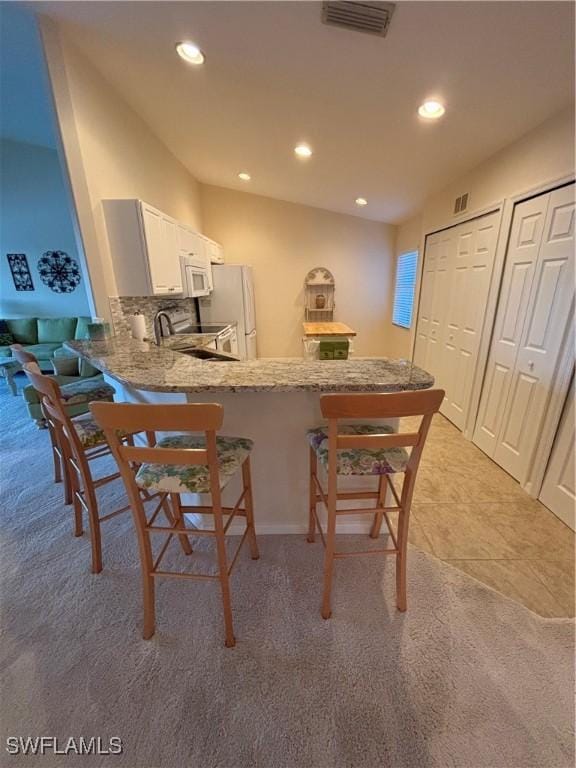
399 413 575 618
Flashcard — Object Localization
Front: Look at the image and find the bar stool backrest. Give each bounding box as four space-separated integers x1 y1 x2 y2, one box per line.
90 401 225 515
21 362 84 455
12 346 54 424
319 389 445 494
10 344 39 367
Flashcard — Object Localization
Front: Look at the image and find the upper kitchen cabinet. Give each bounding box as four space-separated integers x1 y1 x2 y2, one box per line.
202 237 223 292
103 199 183 296
141 204 182 295
204 237 224 265
178 225 214 292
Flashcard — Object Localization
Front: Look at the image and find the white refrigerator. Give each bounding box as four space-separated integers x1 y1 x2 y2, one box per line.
199 265 257 359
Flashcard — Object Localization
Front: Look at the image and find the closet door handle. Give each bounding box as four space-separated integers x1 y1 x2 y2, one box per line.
528 360 534 370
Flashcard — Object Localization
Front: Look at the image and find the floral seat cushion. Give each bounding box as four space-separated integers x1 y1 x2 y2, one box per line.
71 412 118 449
307 424 409 476
135 434 253 494
59 378 115 405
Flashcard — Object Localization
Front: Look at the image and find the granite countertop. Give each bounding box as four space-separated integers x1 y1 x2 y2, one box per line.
65 337 434 394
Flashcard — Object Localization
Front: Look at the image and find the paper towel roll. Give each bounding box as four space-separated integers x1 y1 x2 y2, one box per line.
128 313 147 341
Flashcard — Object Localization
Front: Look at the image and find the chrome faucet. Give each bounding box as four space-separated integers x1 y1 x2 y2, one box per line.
153 310 174 346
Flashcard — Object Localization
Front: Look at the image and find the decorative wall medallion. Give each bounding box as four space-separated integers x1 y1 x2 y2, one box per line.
38 250 82 293
7 254 34 291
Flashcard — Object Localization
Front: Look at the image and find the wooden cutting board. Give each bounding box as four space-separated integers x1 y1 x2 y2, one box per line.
303 322 357 337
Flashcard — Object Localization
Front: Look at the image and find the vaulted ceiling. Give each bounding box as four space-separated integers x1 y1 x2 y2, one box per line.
32 1 575 222
0 3 57 149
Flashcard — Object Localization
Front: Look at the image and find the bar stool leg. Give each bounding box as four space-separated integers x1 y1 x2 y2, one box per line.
369 475 387 539
213 503 235 647
142 573 156 640
68 454 84 538
72 449 104 574
307 448 317 543
167 494 193 555
85 481 103 575
62 456 72 506
321 469 338 620
60 428 73 506
49 430 61 484
242 458 260 560
396 504 409 612
133 513 156 640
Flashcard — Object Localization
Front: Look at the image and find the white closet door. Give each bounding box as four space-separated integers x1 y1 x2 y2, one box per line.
539 377 575 531
415 211 499 430
474 183 575 484
473 196 549 456
426 230 454 381
441 212 499 428
413 234 439 371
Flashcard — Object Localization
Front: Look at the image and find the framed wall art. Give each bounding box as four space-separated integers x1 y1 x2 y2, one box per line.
37 250 82 293
6 253 34 291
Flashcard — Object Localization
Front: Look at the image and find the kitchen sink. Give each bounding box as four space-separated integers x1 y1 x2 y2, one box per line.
175 347 238 361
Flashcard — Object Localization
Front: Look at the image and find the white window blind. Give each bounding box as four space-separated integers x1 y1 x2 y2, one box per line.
392 251 418 329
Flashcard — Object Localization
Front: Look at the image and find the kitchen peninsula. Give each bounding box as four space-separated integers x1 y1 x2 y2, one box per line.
67 338 434 532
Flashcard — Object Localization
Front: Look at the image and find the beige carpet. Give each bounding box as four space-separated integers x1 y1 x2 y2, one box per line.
0 386 574 768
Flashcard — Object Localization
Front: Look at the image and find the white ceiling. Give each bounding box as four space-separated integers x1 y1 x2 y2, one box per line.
33 1 574 223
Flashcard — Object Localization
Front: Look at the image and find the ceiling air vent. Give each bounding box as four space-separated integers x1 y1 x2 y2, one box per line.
322 1 396 37
454 193 469 214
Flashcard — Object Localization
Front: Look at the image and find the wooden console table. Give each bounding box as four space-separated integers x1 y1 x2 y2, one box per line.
303 322 357 337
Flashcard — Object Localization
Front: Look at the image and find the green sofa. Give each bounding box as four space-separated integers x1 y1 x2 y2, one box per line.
0 316 111 424
0 316 92 367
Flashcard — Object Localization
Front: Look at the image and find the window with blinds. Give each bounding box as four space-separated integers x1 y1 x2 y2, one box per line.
392 251 418 329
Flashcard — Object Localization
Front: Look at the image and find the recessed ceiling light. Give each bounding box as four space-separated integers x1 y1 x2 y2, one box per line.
294 144 313 158
176 42 205 65
238 172 251 181
418 100 445 119
355 197 368 206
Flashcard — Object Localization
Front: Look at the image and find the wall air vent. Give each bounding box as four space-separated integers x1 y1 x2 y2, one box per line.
322 1 396 37
454 193 469 214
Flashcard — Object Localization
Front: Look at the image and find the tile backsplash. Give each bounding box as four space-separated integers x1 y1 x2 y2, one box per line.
109 296 198 341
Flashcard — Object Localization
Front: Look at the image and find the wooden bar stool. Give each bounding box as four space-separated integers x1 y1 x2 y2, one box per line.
11 344 115 505
90 401 260 648
307 389 444 619
22 362 144 574
11 345 69 501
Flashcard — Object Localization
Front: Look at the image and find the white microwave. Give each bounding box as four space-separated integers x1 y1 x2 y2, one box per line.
181 253 211 298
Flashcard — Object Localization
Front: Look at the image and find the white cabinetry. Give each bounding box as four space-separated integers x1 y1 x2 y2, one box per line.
177 223 202 258
204 237 224 264
103 200 222 297
140 204 182 295
103 200 182 296
473 184 575 485
178 226 213 290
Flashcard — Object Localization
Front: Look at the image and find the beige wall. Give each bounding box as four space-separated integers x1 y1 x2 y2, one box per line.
420 106 574 233
393 106 575 358
200 185 395 358
386 213 422 359
40 18 202 318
